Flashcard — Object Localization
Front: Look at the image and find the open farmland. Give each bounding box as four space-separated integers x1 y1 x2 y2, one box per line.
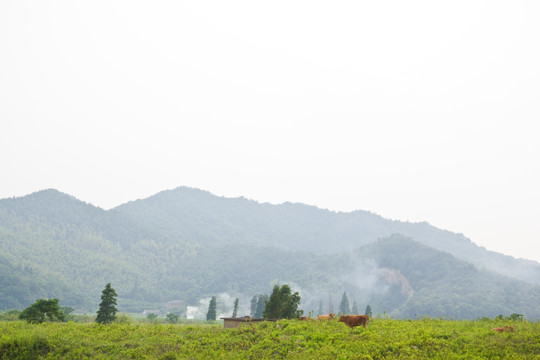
1 318 539 359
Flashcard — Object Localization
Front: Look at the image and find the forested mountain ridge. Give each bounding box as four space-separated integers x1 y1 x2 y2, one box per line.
1 188 539 319
353 236 540 319
109 187 540 284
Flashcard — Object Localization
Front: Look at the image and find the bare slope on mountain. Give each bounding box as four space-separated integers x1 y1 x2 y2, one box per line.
354 235 540 319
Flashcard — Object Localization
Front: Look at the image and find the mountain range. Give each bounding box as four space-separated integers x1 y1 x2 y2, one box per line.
0 187 539 319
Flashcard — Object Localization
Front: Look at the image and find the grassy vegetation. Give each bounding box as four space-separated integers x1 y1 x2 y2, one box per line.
1 317 538 359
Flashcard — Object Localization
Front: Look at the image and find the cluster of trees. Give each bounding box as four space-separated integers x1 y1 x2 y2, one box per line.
337 292 372 317
250 294 268 318
206 296 239 321
263 285 302 319
205 296 240 321
206 284 303 321
18 283 118 325
203 287 375 322
10 279 531 325
18 282 304 325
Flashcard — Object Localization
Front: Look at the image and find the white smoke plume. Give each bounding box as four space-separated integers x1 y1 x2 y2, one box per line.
186 292 253 320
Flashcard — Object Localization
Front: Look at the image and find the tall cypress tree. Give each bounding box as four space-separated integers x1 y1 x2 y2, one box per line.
232 298 239 317
255 295 267 318
339 292 350 315
206 296 217 321
365 305 373 317
250 295 258 317
352 301 359 314
96 283 118 324
263 285 281 319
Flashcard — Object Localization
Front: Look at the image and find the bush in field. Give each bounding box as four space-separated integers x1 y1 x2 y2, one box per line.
495 313 524 321
166 313 179 324
61 306 75 321
509 313 523 321
113 313 132 324
0 309 21 321
19 298 65 323
263 284 303 319
95 283 118 324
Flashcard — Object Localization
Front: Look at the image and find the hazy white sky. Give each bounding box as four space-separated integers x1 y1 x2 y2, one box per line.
1 1 539 263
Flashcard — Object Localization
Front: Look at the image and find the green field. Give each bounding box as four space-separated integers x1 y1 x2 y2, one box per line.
1 318 539 359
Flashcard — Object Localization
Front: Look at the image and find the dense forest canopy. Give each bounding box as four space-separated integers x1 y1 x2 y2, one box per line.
1 188 539 319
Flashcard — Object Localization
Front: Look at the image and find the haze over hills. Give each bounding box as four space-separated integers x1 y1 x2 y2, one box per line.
110 187 540 285
0 187 539 319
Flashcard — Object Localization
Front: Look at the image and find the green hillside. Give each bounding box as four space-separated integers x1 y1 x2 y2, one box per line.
111 187 540 285
352 235 540 319
0 188 539 319
0 254 78 310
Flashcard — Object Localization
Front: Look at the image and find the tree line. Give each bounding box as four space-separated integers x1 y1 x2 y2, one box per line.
17 283 305 324
337 292 372 317
206 285 373 321
18 283 118 324
206 284 303 321
9 282 526 324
